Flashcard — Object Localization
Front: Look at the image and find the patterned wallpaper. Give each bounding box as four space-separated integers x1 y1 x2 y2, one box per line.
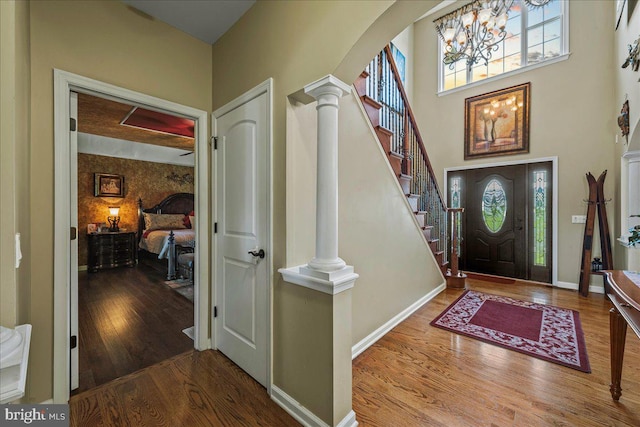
78 153 194 266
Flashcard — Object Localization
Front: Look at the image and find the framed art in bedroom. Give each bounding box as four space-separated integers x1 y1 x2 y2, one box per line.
94 173 124 197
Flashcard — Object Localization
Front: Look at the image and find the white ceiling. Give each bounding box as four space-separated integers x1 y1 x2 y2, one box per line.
122 0 255 45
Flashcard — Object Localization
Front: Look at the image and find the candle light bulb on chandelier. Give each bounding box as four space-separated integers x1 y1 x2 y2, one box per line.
496 12 509 28
462 10 476 27
444 27 456 44
478 8 492 25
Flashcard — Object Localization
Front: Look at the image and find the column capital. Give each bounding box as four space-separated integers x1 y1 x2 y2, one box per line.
304 75 351 100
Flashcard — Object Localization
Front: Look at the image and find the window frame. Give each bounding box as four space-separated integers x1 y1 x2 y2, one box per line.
437 0 570 95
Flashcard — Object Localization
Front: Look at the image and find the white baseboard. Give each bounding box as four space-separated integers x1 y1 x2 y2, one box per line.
271 385 357 427
78 265 87 272
40 399 54 404
352 282 446 359
271 385 329 427
556 280 604 294
337 410 358 427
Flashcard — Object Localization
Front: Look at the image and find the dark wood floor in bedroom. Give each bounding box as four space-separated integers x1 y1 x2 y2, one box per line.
75 263 194 394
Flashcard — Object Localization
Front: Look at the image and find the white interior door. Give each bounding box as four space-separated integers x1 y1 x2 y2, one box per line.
70 91 79 390
215 91 268 387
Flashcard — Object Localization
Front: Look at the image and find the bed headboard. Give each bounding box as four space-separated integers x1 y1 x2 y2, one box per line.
138 193 194 237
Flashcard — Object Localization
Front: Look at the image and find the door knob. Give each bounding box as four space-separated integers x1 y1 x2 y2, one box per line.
248 249 265 259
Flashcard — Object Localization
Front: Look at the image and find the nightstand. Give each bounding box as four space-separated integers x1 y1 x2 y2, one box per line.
87 231 137 272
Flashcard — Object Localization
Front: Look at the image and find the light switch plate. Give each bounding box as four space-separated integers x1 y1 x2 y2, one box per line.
572 215 587 224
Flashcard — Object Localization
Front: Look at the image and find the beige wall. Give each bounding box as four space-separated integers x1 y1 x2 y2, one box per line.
412 0 616 285
212 1 445 423
0 0 30 330
287 92 445 345
614 0 640 268
28 0 211 402
1 0 18 327
615 0 640 152
339 92 445 344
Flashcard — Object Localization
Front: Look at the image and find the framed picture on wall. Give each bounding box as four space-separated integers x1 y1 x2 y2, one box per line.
94 173 125 197
390 43 406 85
464 82 530 160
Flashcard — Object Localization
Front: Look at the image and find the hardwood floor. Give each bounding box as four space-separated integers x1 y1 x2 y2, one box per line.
70 276 640 426
353 277 640 426
69 350 298 427
76 263 194 393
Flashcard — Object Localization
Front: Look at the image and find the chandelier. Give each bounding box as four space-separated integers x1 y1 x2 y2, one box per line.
434 0 551 71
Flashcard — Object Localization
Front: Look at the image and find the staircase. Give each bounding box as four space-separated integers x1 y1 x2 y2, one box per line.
354 45 448 274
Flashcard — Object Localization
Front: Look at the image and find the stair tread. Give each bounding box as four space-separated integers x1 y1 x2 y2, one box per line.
361 94 382 109
389 150 404 160
376 125 393 136
406 193 420 199
399 173 412 180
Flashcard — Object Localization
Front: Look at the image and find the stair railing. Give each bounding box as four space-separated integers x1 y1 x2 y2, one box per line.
364 46 448 264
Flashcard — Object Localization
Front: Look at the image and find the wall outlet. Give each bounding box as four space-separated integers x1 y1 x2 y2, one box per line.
572 215 587 224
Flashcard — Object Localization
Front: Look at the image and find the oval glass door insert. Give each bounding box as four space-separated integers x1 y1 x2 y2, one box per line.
482 179 507 233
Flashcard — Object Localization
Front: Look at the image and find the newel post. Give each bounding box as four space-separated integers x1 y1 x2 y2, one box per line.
446 207 466 289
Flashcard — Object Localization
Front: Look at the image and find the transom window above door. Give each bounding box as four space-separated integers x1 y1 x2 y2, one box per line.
436 0 569 92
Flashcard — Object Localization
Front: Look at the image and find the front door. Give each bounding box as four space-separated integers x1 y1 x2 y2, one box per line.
214 89 269 387
449 162 552 282
466 165 526 278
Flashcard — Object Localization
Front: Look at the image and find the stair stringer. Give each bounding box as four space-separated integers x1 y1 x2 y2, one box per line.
340 88 446 347
354 73 446 273
348 87 444 273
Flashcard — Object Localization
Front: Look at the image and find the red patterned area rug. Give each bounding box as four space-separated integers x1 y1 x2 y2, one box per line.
430 290 591 373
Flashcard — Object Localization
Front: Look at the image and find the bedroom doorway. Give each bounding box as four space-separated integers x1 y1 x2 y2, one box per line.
53 70 210 402
72 92 198 393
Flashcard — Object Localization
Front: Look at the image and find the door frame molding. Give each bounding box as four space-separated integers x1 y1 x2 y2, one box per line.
444 156 558 285
53 69 210 403
212 78 273 393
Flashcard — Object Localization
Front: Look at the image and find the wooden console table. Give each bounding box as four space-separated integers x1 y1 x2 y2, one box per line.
604 270 640 400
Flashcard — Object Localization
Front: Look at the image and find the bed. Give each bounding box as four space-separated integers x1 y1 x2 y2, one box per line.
137 193 195 279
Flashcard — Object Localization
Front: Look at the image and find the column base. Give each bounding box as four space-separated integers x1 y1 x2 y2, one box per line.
308 256 347 272
279 264 358 295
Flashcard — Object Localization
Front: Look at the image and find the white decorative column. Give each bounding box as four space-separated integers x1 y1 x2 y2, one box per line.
619 150 640 270
306 76 347 272
278 74 358 427
280 75 359 294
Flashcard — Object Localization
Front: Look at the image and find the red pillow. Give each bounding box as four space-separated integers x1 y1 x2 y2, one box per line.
183 210 195 228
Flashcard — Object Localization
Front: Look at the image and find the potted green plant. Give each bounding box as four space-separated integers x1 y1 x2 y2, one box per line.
629 215 640 247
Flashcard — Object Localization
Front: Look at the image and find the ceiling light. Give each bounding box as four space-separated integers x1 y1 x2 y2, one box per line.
434 0 552 71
